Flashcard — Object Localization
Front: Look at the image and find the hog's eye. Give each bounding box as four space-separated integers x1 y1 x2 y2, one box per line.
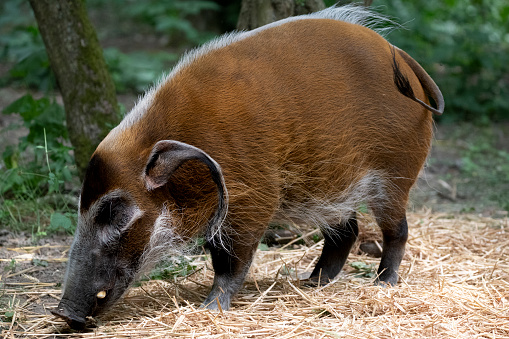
95 197 130 227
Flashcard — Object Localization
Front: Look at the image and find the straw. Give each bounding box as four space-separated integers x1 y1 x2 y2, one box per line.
1 212 508 338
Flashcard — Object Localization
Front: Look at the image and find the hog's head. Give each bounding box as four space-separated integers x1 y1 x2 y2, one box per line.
52 140 227 329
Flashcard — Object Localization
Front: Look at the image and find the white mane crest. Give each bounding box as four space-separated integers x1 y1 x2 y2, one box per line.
118 5 395 130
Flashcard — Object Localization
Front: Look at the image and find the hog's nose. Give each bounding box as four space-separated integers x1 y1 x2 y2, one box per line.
51 303 87 330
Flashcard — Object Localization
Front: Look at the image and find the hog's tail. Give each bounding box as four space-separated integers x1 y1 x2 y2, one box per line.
391 46 445 116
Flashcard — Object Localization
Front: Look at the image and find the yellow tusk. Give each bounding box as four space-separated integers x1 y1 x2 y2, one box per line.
96 290 107 299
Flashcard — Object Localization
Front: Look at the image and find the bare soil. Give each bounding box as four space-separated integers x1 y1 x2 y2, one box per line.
0 231 70 317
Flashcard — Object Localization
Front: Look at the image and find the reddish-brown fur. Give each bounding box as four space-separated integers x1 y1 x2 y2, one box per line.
54 11 444 329
93 19 433 239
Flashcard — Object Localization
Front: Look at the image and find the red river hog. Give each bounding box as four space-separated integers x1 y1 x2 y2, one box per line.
52 5 444 329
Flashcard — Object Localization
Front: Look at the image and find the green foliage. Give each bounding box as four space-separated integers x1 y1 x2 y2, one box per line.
453 125 509 211
349 261 376 278
32 258 49 267
47 212 75 235
0 0 198 93
3 259 16 274
0 195 77 238
0 294 19 324
1 25 176 94
1 27 54 90
122 0 220 44
374 0 509 122
0 0 55 90
2 310 15 323
104 48 178 93
1 95 73 195
143 257 197 282
258 243 270 251
0 94 77 235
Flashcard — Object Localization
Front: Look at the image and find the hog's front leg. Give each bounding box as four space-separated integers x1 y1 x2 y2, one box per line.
202 232 260 310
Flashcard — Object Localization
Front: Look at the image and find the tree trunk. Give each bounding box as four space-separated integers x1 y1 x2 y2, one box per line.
237 0 325 30
29 0 119 179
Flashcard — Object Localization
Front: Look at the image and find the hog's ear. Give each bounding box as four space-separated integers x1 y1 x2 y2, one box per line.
144 140 228 226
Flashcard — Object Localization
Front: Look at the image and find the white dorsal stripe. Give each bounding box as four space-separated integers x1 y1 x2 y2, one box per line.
115 5 395 133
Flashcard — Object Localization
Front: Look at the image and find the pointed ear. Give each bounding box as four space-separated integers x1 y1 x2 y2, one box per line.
143 140 228 228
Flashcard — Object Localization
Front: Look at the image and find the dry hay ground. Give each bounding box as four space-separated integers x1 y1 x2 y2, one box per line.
1 212 509 338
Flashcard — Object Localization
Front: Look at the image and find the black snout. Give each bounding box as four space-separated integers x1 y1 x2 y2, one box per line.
51 301 87 330
57 216 140 330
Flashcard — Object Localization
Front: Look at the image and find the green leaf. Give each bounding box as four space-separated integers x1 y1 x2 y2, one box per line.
2 94 37 118
2 145 19 169
32 259 48 267
258 243 269 251
349 261 376 278
350 261 370 270
4 259 16 273
4 311 15 321
49 212 74 234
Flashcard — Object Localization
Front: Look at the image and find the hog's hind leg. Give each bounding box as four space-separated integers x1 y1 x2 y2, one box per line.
370 188 409 286
373 213 408 286
308 214 359 286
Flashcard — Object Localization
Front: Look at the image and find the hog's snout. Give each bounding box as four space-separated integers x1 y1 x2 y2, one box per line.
51 300 88 330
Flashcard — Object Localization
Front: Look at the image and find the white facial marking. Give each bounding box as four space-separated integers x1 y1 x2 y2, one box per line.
77 189 143 247
136 206 187 278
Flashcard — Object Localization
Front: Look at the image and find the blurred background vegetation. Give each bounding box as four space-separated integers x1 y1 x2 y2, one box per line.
0 0 508 239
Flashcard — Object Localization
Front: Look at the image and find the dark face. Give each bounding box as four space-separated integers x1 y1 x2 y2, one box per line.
52 139 227 330
52 192 150 329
